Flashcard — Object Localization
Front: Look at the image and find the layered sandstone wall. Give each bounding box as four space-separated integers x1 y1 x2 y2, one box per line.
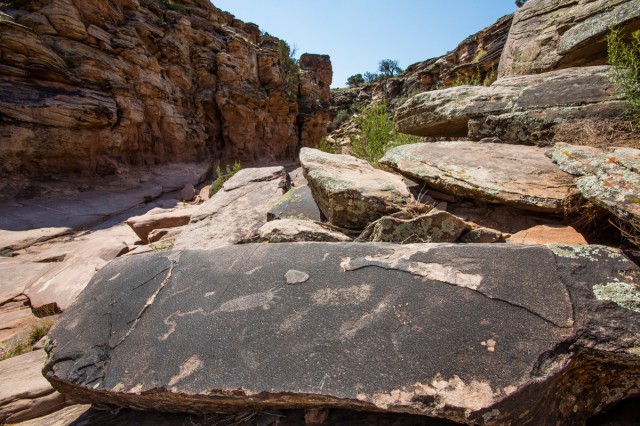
0 0 332 177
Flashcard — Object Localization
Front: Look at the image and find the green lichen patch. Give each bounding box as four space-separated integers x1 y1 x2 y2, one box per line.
549 244 621 261
593 281 640 313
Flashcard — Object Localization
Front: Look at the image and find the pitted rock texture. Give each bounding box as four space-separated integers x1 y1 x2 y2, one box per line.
44 243 640 425
356 209 470 244
547 143 640 230
0 0 331 177
380 142 575 213
258 218 352 243
300 148 413 229
174 166 289 250
395 66 627 145
498 0 640 78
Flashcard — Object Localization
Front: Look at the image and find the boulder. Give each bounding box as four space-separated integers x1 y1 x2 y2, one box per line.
267 185 323 222
508 225 587 245
356 209 470 243
300 148 413 229
547 143 640 231
177 184 195 202
395 66 627 145
258 219 352 243
174 167 289 250
459 227 506 244
44 243 640 425
380 142 575 213
126 207 194 244
498 0 640 78
0 350 66 424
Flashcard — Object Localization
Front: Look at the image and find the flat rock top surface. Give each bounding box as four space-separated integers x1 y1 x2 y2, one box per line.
381 142 575 212
44 242 640 423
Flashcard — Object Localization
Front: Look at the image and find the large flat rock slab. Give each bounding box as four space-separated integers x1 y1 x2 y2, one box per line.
174 167 289 250
300 148 413 229
381 142 575 213
498 0 640 77
44 243 640 424
394 66 627 146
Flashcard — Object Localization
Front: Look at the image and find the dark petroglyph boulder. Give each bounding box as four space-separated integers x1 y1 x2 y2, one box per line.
300 148 414 229
44 243 640 424
381 142 575 213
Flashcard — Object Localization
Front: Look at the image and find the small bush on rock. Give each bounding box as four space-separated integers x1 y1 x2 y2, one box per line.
350 102 420 165
211 161 242 196
607 29 640 127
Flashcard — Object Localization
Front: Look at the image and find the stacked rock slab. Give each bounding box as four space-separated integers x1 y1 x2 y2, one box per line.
498 0 640 77
175 167 289 250
44 243 640 425
547 143 640 230
395 66 626 145
300 148 414 229
380 142 575 213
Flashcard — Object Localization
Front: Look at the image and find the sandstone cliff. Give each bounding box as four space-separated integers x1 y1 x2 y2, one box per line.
0 0 332 178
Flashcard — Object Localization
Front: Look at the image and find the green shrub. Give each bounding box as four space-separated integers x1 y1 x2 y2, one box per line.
279 40 300 100
350 102 420 165
607 28 640 126
210 161 242 196
317 137 341 154
346 74 365 87
0 320 54 361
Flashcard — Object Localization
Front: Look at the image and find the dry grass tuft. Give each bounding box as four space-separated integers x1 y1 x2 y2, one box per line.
553 119 639 149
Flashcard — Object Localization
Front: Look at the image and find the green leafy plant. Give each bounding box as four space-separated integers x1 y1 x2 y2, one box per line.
349 102 420 165
346 74 365 87
279 40 300 100
0 320 54 361
211 161 242 196
317 137 341 154
607 28 640 126
149 240 175 252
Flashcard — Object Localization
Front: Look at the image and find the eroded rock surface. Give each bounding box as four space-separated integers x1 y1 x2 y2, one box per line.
126 205 195 243
300 148 413 229
0 0 331 178
498 0 640 77
44 243 640 425
395 66 627 145
381 142 575 213
175 167 289 249
547 143 640 230
356 209 470 244
258 219 351 243
0 350 66 424
267 185 322 222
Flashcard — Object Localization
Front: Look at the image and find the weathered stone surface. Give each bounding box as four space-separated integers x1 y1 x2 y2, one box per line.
498 0 640 78
0 1 331 178
267 185 322 222
258 219 352 243
0 350 66 424
0 296 38 348
0 163 208 251
44 243 640 424
356 209 470 243
459 227 506 244
300 148 413 229
175 167 289 250
381 142 575 213
395 66 626 145
508 225 587 245
126 206 195 243
547 143 640 230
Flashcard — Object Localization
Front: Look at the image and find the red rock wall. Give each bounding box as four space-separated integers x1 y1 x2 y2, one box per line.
0 0 332 177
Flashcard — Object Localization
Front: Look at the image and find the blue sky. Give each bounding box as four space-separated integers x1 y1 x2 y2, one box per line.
211 1 518 88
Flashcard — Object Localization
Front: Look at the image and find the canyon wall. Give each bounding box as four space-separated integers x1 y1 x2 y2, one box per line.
0 0 332 177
